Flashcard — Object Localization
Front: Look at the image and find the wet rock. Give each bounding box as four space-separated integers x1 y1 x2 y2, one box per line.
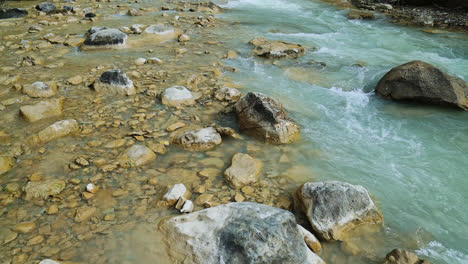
144 24 181 41
382 249 431 264
224 153 263 189
178 34 190 42
128 8 143 16
0 8 28 19
194 193 214 206
85 12 96 18
172 127 222 151
294 181 383 241
298 225 321 253
235 92 300 144
12 222 36 234
92 69 135 95
214 87 241 102
160 202 325 264
36 2 56 13
74 206 97 222
30 119 79 144
27 235 44 246
347 9 375 20
118 144 156 168
134 57 146 65
20 98 63 122
163 183 190 206
180 200 194 213
46 204 58 215
84 27 127 46
161 86 195 107
22 81 57 98
39 260 60 264
23 179 66 200
249 36 305 59
0 156 13 175
375 61 468 110
67 75 83 85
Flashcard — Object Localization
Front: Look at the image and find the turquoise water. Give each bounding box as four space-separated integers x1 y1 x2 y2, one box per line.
215 0 468 263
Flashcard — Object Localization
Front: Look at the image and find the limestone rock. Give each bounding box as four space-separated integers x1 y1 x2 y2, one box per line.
0 156 13 175
235 92 300 144
249 36 305 59
214 87 241 102
172 127 222 151
118 144 156 168
92 69 135 95
161 86 195 107
0 8 28 19
23 179 66 200
20 98 63 122
224 153 263 189
294 181 383 241
35 2 56 13
12 222 36 234
84 27 127 46
31 119 79 144
382 249 432 264
160 202 325 264
22 82 57 98
163 183 190 206
375 61 468 110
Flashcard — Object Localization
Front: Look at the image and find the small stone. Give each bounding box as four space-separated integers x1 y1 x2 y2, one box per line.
224 153 263 189
167 122 185 132
118 144 156 168
24 179 66 200
194 193 213 206
134 57 146 65
214 87 241 102
27 235 44 246
147 57 163 64
39 259 60 264
36 2 56 13
92 69 135 96
180 200 193 213
172 127 222 151
234 192 245 202
67 75 83 85
82 192 94 200
163 183 188 206
128 8 143 16
0 156 13 175
86 183 97 193
20 98 63 122
161 86 195 107
74 206 97 222
12 222 36 234
178 34 190 42
198 168 220 178
241 186 254 195
297 225 322 253
227 50 237 59
30 119 79 144
104 139 126 148
175 196 186 210
46 204 58 215
23 81 57 98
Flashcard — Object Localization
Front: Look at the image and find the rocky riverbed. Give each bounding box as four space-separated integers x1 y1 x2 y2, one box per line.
0 0 466 263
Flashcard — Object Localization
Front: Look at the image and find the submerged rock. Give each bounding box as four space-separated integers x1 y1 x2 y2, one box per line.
38 259 60 264
92 69 135 95
163 183 190 206
161 86 195 107
23 179 66 200
31 119 79 144
22 81 57 98
0 8 28 19
249 36 305 59
235 92 300 144
84 27 127 46
224 153 263 189
294 181 383 241
160 202 325 264
214 87 241 102
172 127 222 151
375 61 468 110
35 2 56 13
144 24 181 41
0 156 13 175
382 249 432 264
118 144 156 168
347 9 375 20
20 98 63 122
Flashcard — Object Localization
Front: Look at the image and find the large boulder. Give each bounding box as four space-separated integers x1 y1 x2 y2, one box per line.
294 181 383 241
382 249 432 264
19 98 64 122
249 37 305 59
224 153 263 189
235 92 300 144
159 202 325 264
375 61 468 110
0 8 28 19
92 69 135 95
84 27 127 46
172 127 222 151
35 2 56 13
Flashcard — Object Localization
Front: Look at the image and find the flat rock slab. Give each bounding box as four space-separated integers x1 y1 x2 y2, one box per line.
92 69 135 95
375 60 468 110
160 202 325 264
172 127 222 151
235 92 300 144
144 24 181 42
118 144 156 168
295 181 383 241
23 81 57 98
31 119 79 144
20 98 63 122
23 179 66 200
224 153 263 188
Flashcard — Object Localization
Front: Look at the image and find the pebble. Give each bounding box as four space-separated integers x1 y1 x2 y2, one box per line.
134 57 147 65
27 235 44 246
46 204 58 215
12 222 36 234
163 183 188 206
180 200 194 213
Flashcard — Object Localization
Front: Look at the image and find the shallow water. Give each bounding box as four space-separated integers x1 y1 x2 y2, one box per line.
215 0 468 263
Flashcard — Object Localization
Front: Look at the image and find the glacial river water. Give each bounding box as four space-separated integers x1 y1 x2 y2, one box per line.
215 0 468 263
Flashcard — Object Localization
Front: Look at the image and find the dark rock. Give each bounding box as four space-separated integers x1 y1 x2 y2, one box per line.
92 69 135 95
0 8 28 19
85 12 96 18
84 27 127 46
235 92 300 144
160 202 325 264
35 2 57 13
294 181 383 241
382 249 432 264
375 61 468 110
63 6 73 12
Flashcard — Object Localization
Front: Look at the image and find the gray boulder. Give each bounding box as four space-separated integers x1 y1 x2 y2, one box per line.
84 27 127 46
295 181 383 241
375 61 468 110
0 8 28 19
159 202 325 264
235 92 300 144
172 127 222 151
35 2 56 13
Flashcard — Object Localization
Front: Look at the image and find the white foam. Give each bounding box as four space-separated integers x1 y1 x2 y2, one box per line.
416 241 468 264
